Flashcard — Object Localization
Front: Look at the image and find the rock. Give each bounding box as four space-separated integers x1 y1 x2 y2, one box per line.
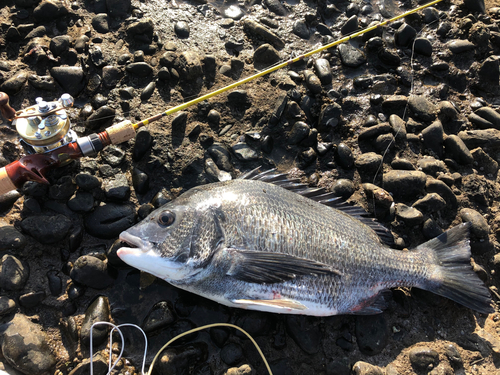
336 143 354 169
232 143 259 161
50 35 71 57
383 170 427 199
389 114 407 143
80 296 111 347
0 255 29 291
243 19 285 49
414 37 433 56
253 44 280 67
176 51 203 81
426 178 457 208
471 147 498 176
86 105 115 130
358 123 392 141
68 191 94 212
228 90 250 107
332 179 355 199
352 361 384 375
395 203 424 226
2 314 56 374
413 193 446 213
33 0 68 22
408 96 437 122
318 103 342 132
355 152 383 181
338 44 366 68
288 121 310 144
157 343 208 374
477 56 499 92
286 315 321 354
460 208 489 239
106 0 130 18
85 203 135 239
126 62 153 77
409 347 439 372
75 173 101 190
341 15 358 35
422 120 444 158
142 301 176 333
447 40 475 54
20 214 72 244
133 129 154 161
224 364 253 375
28 74 57 91
92 13 109 33
19 291 46 308
49 176 76 200
132 167 149 194
221 343 244 366
0 226 26 251
474 107 500 129
378 48 401 66
102 65 121 88
0 72 28 95
263 0 287 16
174 21 190 38
356 314 389 355
362 183 393 209
70 255 114 289
464 0 485 13
458 129 500 149
140 81 155 101
314 58 332 85
0 296 16 316
299 147 317 167
445 343 463 368
303 70 322 94
50 66 85 96
293 20 310 39
444 135 473 165
395 23 417 46
47 270 63 296
103 173 130 201
208 143 233 171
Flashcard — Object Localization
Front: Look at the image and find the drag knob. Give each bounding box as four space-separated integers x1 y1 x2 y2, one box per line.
0 92 16 121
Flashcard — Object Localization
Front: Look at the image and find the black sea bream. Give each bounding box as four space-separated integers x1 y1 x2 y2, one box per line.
117 170 494 316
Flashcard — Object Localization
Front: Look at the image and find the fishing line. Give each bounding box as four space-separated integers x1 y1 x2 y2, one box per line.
89 322 273 375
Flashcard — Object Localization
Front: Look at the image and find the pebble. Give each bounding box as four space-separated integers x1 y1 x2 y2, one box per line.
314 58 332 85
447 40 475 54
49 176 77 200
335 143 354 169
356 314 389 355
85 203 135 239
49 35 71 57
25 25 47 39
445 343 463 368
395 23 417 46
133 129 154 161
156 343 207 373
286 315 321 354
464 0 485 13
444 134 473 164
413 193 447 213
409 347 439 372
389 114 407 143
358 123 392 141
341 15 358 35
458 129 500 149
471 147 498 175
80 296 111 347
221 343 244 366
19 291 46 308
460 208 489 239
47 270 63 296
383 170 427 199
75 173 101 190
363 183 393 209
92 13 109 33
351 362 384 375
207 109 221 127
293 20 310 39
408 96 437 122
474 107 500 129
228 90 250 107
243 19 285 49
299 147 317 167
126 62 153 77
103 173 130 201
414 37 433 56
0 225 26 251
263 0 287 16
253 44 280 66
338 44 366 68
70 255 114 289
0 296 16 316
395 203 424 226
152 189 172 208
423 7 440 23
102 65 121 88
378 48 401 66
210 327 230 347
224 364 253 375
232 143 259 161
0 254 29 291
422 218 443 239
142 301 176 333
477 56 500 92
28 74 57 91
20 214 72 244
303 70 322 94
288 121 310 144
1 314 56 374
140 81 156 101
426 178 457 208
132 167 149 194
355 152 383 180
68 191 94 212
174 21 190 38
0 72 28 95
101 145 126 166
422 120 444 158
208 143 233 171
318 103 342 132
50 66 85 96
332 179 355 199
33 0 68 22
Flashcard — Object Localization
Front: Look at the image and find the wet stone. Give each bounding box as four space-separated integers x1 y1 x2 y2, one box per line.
0 72 28 95
263 0 287 16
132 167 149 194
141 81 156 101
0 226 26 251
102 65 121 88
2 314 56 374
126 62 153 77
356 314 389 355
341 15 358 35
460 208 489 239
81 296 110 347
288 121 310 144
142 301 176 333
389 114 407 143
174 21 190 38
299 147 317 167
471 147 498 175
413 193 446 213
423 7 440 23
75 173 101 190
49 176 77 200
318 103 342 132
50 35 71 57
362 183 393 209
133 129 153 161
221 343 244 366
85 203 135 239
395 23 417 46
232 143 259 161
423 218 443 239
152 189 172 208
68 191 94 212
414 37 433 56
444 135 473 165
383 170 427 199
474 107 500 129
86 105 115 130
286 315 321 354
0 255 29 291
0 296 16 316
447 40 475 54
332 179 355 199
338 44 366 68
426 179 457 208
293 20 310 39
395 203 424 226
303 70 322 94
409 347 439 372
243 19 285 49
50 66 85 96
445 343 463 368
458 129 500 149
103 173 130 201
28 74 56 91
378 48 401 66
355 152 383 180
47 270 63 296
336 143 354 169
20 214 72 244
70 255 114 290
409 96 437 122
314 58 332 85
19 291 46 308
358 123 392 141
207 109 221 127
208 143 233 171
253 44 280 66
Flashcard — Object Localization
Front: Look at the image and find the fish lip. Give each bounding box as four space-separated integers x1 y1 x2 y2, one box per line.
118 231 153 252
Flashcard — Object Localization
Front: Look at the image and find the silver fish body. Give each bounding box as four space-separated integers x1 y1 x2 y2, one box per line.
118 173 493 316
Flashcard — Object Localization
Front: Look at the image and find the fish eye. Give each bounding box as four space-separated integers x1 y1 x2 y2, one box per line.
158 210 176 226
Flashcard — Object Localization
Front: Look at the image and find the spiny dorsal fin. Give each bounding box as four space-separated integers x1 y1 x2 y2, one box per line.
239 168 394 246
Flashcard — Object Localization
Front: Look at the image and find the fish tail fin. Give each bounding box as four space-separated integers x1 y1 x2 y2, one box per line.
416 222 494 314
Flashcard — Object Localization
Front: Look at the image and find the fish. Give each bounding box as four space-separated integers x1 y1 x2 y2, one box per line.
117 169 494 316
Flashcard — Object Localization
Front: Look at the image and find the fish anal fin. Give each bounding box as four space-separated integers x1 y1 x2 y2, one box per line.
351 290 392 315
233 298 307 311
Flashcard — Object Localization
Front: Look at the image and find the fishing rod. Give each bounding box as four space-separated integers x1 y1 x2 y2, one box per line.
0 0 443 197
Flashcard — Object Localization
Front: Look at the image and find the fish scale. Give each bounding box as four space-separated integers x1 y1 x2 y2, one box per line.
117 172 494 316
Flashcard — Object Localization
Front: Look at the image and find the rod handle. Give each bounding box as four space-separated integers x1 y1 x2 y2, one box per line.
0 167 17 196
0 92 16 121
105 120 136 145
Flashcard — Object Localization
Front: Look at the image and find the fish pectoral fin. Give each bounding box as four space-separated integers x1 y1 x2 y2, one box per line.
226 249 341 284
232 298 308 311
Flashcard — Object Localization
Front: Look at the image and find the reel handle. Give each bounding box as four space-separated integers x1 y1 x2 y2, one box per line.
0 92 16 121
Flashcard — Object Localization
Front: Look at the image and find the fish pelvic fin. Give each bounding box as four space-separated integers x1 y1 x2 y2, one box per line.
232 298 308 311
416 222 495 314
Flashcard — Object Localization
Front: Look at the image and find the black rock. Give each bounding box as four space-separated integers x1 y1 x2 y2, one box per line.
464 0 485 13
318 103 342 132
142 301 176 333
132 167 149 194
243 19 285 49
50 66 85 96
0 255 29 291
338 44 366 68
103 174 130 201
20 214 72 244
355 152 383 181
253 44 280 67
102 65 122 88
477 56 500 91
68 191 94 212
293 20 310 39
413 193 446 213
422 218 443 239
232 143 259 161
0 296 16 316
106 0 130 18
395 23 417 46
355 314 389 355
408 95 437 122
471 147 499 175
444 135 473 165
49 176 77 200
409 347 439 372
47 270 63 296
0 72 28 95
263 0 287 16
331 179 355 199
141 81 156 101
19 291 46 308
378 48 401 66
92 13 109 33
414 37 433 56
341 15 358 35
85 203 135 239
75 173 101 190
447 40 475 54
152 189 172 208
70 255 114 289
133 129 154 161
50 35 71 57
286 315 321 354
383 170 427 199
174 21 190 38
221 343 244 366
460 208 489 239
86 105 115 130
336 143 354 169
101 145 126 166
126 62 153 77
0 226 26 251
210 327 230 347
395 203 424 226
28 74 57 91
314 58 332 85
445 343 463 368
422 120 444 158
288 121 310 144
33 0 68 22
426 178 457 208
208 143 233 171
81 296 111 347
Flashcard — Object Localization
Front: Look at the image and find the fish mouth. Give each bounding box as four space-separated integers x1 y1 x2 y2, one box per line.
118 231 154 253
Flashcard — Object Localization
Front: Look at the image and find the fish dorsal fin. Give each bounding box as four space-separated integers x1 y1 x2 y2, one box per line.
239 168 394 246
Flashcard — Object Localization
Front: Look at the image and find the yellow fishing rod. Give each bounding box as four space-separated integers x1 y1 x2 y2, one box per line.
131 0 444 130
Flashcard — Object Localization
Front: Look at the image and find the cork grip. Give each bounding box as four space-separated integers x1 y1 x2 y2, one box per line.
105 120 136 145
0 167 17 196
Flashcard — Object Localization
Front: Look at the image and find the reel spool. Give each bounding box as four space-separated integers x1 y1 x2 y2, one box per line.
12 94 75 154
